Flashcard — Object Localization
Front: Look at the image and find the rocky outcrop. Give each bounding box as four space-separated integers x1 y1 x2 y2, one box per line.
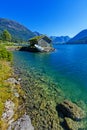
1 77 34 130
56 100 86 130
57 100 85 121
64 117 83 130
2 100 15 121
8 114 34 130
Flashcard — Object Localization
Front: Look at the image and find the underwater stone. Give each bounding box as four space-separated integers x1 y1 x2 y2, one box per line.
57 100 85 121
64 117 83 130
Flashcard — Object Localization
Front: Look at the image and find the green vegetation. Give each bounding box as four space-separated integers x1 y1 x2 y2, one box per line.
0 60 26 130
29 35 44 41
29 35 45 46
1 30 12 42
0 18 35 42
29 35 43 42
0 43 25 129
0 61 12 116
0 44 12 61
29 35 52 42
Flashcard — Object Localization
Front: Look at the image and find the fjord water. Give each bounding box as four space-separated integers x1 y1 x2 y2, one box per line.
13 44 87 108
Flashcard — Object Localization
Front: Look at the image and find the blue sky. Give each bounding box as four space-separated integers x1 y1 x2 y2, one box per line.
0 0 87 37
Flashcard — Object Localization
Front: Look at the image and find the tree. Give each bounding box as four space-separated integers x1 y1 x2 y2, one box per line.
1 30 12 41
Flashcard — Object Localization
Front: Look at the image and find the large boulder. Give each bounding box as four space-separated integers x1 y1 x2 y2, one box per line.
8 114 34 130
57 100 85 121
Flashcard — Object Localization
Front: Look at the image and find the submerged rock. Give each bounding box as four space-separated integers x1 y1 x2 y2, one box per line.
8 114 34 130
64 117 83 130
57 100 85 121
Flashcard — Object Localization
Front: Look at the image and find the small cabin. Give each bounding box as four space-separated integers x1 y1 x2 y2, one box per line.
29 35 54 52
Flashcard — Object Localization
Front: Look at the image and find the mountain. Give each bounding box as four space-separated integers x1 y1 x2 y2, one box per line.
0 18 35 41
33 31 42 36
50 36 70 44
68 29 87 44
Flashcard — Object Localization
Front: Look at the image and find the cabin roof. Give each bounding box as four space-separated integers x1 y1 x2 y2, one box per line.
29 35 51 43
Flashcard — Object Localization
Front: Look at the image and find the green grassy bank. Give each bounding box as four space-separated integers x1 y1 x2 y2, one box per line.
0 43 26 130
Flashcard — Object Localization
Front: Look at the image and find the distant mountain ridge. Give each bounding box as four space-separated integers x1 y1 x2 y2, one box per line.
68 29 87 44
33 31 42 36
50 36 70 44
0 18 35 41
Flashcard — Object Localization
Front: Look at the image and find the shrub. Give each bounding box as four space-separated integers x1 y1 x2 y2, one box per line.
1 30 12 42
0 45 12 61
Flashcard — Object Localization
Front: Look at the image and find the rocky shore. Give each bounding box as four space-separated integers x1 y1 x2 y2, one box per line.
13 66 87 130
1 52 86 130
1 60 86 130
1 75 34 130
1 44 87 129
6 46 22 51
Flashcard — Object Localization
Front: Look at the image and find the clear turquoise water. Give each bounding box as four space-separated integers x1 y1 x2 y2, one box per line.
13 44 87 108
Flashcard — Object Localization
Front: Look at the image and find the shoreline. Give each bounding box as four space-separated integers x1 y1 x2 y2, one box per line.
0 60 34 130
0 45 87 129
13 61 87 130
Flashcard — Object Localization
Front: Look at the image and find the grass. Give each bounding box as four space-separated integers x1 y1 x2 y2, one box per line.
0 44 26 129
0 44 13 61
0 60 12 117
